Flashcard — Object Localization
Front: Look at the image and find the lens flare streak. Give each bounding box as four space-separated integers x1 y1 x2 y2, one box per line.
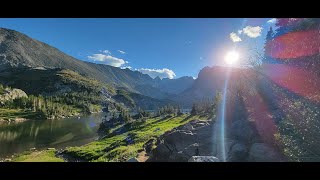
218 67 231 162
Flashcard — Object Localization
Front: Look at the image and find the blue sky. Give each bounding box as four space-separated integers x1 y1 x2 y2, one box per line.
0 18 276 79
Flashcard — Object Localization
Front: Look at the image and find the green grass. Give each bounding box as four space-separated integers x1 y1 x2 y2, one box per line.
12 149 64 162
57 69 116 95
0 108 40 121
64 114 209 162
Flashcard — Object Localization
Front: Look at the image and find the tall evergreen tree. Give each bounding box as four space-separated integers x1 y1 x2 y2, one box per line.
264 26 275 63
191 103 197 115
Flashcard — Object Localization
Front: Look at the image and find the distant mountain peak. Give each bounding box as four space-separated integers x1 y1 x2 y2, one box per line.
0 27 194 99
154 76 161 81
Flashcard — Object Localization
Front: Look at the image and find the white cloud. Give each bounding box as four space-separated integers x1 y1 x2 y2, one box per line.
137 68 176 79
238 30 242 34
121 66 132 70
118 50 126 54
88 54 127 67
99 50 111 54
230 32 242 42
267 18 276 24
242 26 263 38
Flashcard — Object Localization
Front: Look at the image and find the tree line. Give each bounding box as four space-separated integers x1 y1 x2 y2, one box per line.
1 95 80 119
156 104 182 117
191 92 221 118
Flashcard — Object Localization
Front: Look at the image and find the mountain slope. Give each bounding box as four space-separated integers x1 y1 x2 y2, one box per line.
0 67 172 111
0 28 152 90
0 28 193 99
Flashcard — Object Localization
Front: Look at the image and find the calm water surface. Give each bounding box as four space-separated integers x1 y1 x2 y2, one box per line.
0 112 108 158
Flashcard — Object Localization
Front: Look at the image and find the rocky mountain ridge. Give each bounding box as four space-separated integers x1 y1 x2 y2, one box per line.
0 27 194 100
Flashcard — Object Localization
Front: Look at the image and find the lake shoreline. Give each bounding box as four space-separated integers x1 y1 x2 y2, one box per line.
0 117 28 123
0 112 108 159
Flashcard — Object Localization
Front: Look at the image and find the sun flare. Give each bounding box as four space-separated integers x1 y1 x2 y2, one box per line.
224 51 239 65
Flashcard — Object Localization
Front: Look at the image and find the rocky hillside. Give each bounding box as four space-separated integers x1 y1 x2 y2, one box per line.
174 66 256 107
147 69 289 162
0 28 193 100
0 67 171 111
147 116 285 162
0 28 151 90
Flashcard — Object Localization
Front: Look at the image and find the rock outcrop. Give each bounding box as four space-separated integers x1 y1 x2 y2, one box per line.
147 119 215 162
147 117 285 162
248 143 283 162
188 156 220 162
0 87 27 104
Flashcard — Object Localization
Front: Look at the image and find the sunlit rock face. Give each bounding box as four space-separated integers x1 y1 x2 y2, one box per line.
0 87 27 104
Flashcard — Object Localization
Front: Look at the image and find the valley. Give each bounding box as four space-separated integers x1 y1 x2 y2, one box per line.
1 18 320 162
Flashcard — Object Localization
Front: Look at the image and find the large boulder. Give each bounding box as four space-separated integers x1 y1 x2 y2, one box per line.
227 143 248 162
230 120 254 142
248 143 282 162
149 130 197 162
148 120 215 162
188 156 220 162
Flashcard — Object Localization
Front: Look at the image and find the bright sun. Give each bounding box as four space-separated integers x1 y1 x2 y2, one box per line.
224 51 239 65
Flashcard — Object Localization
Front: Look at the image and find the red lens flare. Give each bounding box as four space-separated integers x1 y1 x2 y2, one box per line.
262 64 320 103
266 30 320 59
241 90 277 144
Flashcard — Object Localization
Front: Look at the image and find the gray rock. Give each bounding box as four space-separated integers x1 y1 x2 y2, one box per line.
4 158 11 162
213 138 235 161
228 143 248 162
148 120 215 162
181 123 194 131
231 120 254 142
188 156 220 162
144 138 157 153
127 158 139 162
150 143 172 161
248 143 282 162
193 120 210 127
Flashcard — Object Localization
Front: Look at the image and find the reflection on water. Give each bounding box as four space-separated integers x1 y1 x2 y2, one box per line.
0 112 107 158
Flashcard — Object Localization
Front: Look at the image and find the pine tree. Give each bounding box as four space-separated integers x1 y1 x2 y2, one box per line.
266 26 274 41
191 103 197 115
177 105 182 115
264 26 275 63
